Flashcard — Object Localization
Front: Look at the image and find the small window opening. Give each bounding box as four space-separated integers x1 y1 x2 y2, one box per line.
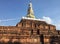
31 30 33 35
37 29 40 35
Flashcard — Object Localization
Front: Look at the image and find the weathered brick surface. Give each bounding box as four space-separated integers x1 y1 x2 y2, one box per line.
0 19 60 44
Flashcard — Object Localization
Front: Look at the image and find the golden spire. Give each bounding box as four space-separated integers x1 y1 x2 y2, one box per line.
26 0 35 18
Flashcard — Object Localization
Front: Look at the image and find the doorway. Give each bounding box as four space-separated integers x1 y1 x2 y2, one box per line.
40 34 44 44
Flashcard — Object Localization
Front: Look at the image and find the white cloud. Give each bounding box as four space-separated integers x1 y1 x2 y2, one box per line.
54 21 60 30
56 24 60 30
42 16 52 24
42 16 60 30
0 18 19 22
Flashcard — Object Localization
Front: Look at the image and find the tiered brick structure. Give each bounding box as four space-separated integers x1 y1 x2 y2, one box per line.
0 1 60 44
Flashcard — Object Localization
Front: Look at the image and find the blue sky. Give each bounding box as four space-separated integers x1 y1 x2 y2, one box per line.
0 0 60 30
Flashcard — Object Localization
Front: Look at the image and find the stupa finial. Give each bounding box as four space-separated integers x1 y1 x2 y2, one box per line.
26 0 35 18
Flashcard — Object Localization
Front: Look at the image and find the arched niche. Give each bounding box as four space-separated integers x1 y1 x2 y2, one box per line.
39 25 44 30
44 25 49 30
